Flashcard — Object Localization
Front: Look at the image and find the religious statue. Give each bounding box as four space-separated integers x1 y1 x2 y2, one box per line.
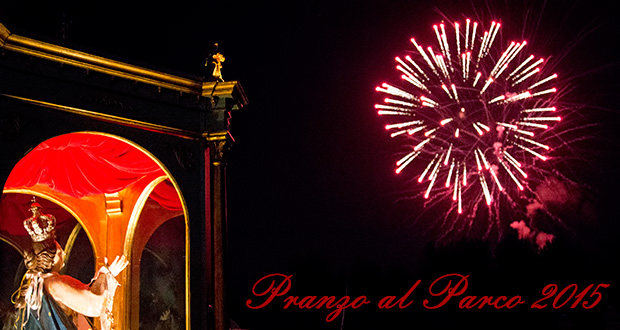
205 43 225 82
11 198 128 330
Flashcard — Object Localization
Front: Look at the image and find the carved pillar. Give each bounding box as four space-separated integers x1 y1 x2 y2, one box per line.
207 133 230 330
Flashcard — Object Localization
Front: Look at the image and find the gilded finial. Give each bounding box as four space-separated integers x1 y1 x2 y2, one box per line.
205 43 225 82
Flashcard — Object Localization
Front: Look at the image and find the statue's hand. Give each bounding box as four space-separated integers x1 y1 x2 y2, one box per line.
96 255 129 285
106 255 129 277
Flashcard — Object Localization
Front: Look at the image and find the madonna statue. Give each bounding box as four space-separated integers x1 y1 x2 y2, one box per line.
10 200 127 330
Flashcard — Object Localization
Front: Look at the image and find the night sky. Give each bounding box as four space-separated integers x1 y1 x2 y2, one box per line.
2 0 620 329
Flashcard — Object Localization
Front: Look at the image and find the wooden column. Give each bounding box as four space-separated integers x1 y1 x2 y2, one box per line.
208 134 230 330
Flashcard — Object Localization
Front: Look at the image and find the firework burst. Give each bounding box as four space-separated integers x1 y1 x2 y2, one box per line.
377 19 564 241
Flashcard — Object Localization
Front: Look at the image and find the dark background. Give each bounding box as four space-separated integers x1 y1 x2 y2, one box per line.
2 0 620 329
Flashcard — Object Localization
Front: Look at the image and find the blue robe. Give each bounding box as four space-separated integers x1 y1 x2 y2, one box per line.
13 290 78 330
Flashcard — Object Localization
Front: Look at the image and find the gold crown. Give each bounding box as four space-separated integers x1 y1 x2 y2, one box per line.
23 197 56 242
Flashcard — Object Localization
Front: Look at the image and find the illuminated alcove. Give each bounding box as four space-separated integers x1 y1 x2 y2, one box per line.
0 132 187 329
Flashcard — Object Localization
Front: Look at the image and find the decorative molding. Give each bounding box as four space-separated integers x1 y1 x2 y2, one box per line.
0 23 248 110
207 132 232 166
0 24 10 47
78 95 136 112
0 93 202 139
104 192 122 215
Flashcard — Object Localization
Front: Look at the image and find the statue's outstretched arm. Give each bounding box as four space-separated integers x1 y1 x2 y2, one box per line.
45 255 128 324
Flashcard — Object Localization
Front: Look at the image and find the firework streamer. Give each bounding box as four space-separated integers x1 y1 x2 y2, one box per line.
376 18 568 242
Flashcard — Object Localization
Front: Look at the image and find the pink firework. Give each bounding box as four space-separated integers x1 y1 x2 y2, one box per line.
377 19 560 222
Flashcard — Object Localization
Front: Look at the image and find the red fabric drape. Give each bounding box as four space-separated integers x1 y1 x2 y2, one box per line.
149 179 183 212
5 133 164 197
3 133 182 216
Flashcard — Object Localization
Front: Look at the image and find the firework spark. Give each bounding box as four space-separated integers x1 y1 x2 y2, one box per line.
377 19 562 236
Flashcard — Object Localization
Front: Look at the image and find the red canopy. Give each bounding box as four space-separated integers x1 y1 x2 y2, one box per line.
6 133 164 197
2 133 182 235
